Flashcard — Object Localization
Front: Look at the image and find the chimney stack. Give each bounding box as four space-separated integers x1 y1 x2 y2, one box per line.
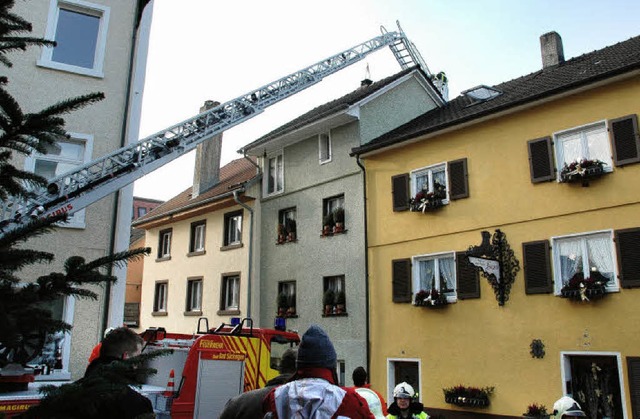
540 31 565 69
192 100 222 198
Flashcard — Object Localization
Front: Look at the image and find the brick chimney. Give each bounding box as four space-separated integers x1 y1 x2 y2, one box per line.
540 31 565 68
192 100 222 198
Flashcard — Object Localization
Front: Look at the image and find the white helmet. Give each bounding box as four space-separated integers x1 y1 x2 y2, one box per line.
393 382 415 399
553 396 586 417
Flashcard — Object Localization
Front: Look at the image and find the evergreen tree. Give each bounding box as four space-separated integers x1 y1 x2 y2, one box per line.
0 0 153 396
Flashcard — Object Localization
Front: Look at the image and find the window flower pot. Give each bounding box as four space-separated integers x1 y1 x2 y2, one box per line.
560 272 608 301
559 159 607 186
443 385 493 408
414 289 449 308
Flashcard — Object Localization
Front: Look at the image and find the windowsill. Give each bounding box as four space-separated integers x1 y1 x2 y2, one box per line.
322 312 348 317
320 229 348 237
33 371 71 382
220 243 243 251
276 239 298 245
320 158 332 165
187 250 206 257
276 314 299 318
217 309 240 316
37 59 104 78
184 310 203 316
155 256 171 262
152 311 168 317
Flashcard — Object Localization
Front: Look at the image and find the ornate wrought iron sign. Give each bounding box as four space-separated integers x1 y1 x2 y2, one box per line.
467 229 520 306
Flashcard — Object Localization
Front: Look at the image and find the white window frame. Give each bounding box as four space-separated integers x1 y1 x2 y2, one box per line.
318 132 332 164
410 162 449 204
222 275 240 311
553 120 614 181
154 281 168 312
23 133 93 229
551 229 618 295
225 213 242 246
38 0 110 78
191 221 206 252
264 151 284 196
159 229 172 258
411 251 457 302
186 278 202 312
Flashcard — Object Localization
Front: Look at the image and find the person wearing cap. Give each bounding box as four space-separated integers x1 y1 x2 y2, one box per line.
386 382 428 419
352 366 388 417
219 348 297 419
552 396 586 417
262 324 375 418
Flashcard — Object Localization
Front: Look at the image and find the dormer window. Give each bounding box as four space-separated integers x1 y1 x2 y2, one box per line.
462 85 502 102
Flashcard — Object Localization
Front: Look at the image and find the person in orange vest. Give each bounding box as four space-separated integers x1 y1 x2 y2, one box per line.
352 366 388 417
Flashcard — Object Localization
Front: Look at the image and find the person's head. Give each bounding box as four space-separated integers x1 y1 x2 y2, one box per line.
552 396 586 418
393 382 415 410
353 366 368 386
296 324 337 372
100 327 143 360
279 348 297 375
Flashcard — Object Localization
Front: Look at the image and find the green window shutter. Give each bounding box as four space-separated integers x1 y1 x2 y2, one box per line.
527 136 555 183
391 173 410 212
627 357 640 419
392 258 412 303
456 252 480 299
615 228 640 288
522 240 553 294
448 158 469 200
610 114 640 166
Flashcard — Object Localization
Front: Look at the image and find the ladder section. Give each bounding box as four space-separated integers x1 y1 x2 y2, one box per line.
0 25 432 232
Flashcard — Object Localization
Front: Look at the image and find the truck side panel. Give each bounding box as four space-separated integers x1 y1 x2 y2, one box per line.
194 357 244 419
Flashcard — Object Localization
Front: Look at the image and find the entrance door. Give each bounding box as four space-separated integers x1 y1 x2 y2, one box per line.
390 360 420 399
567 355 623 419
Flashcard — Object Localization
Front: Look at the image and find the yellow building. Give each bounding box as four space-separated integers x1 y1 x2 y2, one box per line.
353 32 640 418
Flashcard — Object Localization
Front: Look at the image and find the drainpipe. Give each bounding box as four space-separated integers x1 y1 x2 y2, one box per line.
355 155 371 374
233 189 254 319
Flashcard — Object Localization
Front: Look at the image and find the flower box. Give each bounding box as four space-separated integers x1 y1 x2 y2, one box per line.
444 395 490 407
443 385 493 408
559 159 606 185
409 185 447 213
560 272 608 301
414 289 449 308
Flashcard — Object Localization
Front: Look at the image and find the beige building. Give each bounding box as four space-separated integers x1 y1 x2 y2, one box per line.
6 0 154 379
134 150 259 333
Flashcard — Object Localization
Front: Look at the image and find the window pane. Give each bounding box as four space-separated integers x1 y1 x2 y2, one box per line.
268 157 276 193
276 155 283 191
586 236 614 283
418 259 435 290
557 239 582 283
433 168 446 191
439 256 456 293
559 132 583 165
34 160 59 179
585 126 609 162
52 9 99 68
416 173 428 191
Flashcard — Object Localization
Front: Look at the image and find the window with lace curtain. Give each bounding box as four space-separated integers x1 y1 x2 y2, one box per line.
412 252 457 302
552 230 618 294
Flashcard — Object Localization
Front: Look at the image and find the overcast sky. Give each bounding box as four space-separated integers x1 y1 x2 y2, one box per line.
133 0 640 201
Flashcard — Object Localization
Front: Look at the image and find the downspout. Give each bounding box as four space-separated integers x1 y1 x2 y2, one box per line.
102 0 150 335
233 188 254 319
355 155 371 374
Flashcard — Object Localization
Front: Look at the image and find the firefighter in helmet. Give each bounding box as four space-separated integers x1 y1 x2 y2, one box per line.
386 382 429 419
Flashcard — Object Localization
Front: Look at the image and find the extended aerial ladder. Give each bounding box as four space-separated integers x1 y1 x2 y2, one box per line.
0 22 445 235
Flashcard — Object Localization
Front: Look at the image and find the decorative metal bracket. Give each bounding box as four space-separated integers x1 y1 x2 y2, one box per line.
530 339 545 358
466 229 520 306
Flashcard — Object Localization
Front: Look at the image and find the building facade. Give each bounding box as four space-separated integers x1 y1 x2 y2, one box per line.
353 33 640 418
6 0 153 379
240 69 445 385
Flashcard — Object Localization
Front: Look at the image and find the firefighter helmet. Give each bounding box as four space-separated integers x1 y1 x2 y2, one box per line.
393 382 415 399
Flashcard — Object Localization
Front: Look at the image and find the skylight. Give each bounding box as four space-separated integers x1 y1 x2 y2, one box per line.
462 85 502 101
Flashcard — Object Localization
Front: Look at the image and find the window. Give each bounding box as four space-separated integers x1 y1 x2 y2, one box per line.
319 132 332 163
137 207 147 218
323 275 346 314
554 121 613 178
185 278 202 313
552 230 617 294
38 0 110 77
153 281 168 313
410 163 448 202
30 297 70 380
323 195 345 234
412 252 457 302
189 221 206 253
278 207 297 243
277 281 296 316
223 211 242 247
265 152 284 195
221 274 240 312
157 228 172 259
24 135 92 228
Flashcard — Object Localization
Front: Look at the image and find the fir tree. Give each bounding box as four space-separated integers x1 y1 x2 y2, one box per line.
0 3 158 414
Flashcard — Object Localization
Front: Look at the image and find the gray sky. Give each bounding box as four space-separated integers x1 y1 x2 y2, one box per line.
133 0 640 200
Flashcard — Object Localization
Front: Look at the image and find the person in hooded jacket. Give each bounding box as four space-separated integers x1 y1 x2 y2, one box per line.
262 324 374 419
386 382 428 419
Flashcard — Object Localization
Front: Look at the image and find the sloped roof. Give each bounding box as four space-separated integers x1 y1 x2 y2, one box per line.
352 34 640 155
241 67 428 151
132 156 257 227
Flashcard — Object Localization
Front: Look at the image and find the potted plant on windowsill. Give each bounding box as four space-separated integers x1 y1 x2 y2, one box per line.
322 213 334 236
443 385 494 408
560 271 608 301
559 158 607 185
409 183 447 213
286 294 296 317
276 223 286 244
414 288 449 308
285 218 297 242
523 402 549 418
334 290 346 314
277 292 289 317
323 289 335 315
333 207 345 234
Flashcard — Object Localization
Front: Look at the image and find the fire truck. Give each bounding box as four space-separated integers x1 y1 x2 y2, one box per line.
0 21 444 417
140 318 299 418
